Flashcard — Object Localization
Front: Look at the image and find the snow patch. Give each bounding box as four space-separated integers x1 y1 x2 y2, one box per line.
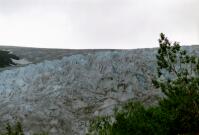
11 58 32 65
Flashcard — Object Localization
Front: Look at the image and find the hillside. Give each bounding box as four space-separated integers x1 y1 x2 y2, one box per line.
0 46 197 135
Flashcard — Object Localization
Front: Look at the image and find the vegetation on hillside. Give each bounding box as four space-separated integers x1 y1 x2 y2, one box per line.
87 33 199 135
0 50 19 68
0 122 48 135
0 122 24 135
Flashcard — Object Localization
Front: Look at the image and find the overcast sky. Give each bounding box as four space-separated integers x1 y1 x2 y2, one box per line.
0 0 198 49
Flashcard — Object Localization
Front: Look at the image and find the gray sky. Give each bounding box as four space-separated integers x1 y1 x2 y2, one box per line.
0 0 198 49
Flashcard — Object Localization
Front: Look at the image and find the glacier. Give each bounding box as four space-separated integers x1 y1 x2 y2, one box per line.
0 48 186 134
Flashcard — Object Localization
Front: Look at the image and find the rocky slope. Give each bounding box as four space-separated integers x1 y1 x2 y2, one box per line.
0 46 197 135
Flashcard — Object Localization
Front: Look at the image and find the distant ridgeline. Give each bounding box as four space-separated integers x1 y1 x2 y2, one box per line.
0 50 19 68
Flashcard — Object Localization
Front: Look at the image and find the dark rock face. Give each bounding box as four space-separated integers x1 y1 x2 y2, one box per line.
0 50 19 67
0 46 197 135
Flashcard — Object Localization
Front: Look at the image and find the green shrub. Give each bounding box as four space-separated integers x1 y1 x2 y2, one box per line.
87 102 170 135
0 122 24 135
0 122 48 135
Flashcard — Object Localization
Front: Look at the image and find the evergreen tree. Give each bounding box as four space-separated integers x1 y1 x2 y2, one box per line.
154 33 199 134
